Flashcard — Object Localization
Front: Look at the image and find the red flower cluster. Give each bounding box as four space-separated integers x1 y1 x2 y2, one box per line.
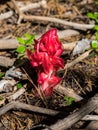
27 28 64 96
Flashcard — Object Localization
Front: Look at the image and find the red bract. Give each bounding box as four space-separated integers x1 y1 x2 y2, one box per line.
27 28 64 96
38 72 61 95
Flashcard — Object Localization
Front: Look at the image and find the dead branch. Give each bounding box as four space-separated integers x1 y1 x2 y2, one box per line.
43 94 98 130
0 101 59 116
82 115 98 121
0 100 98 125
86 108 98 129
21 14 94 30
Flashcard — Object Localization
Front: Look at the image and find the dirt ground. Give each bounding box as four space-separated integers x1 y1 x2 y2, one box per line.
0 0 98 130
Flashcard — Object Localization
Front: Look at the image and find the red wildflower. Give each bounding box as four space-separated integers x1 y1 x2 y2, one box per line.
38 72 61 95
27 28 64 96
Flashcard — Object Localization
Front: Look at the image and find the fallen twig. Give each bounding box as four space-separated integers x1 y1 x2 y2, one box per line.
0 101 59 116
0 99 98 124
82 115 98 121
21 14 94 30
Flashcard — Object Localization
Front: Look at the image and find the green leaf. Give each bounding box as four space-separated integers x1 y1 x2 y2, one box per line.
95 31 98 40
94 12 98 18
95 1 98 4
25 35 35 45
25 39 33 45
16 46 26 53
24 33 32 39
17 83 23 89
64 96 75 106
31 35 35 39
95 34 98 40
17 37 25 44
17 34 35 45
0 97 3 100
87 12 95 19
95 19 98 23
91 40 98 50
95 0 98 4
94 25 98 31
0 73 4 79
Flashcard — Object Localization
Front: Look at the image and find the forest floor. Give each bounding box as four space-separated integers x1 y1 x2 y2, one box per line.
0 0 98 130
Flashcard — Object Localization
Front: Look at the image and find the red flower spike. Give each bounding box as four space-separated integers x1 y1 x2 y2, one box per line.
38 72 61 96
27 28 64 96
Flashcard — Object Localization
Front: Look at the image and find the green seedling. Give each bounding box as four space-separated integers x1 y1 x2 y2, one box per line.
0 72 5 79
95 0 98 4
17 82 23 89
87 12 98 40
16 46 26 54
64 96 75 106
87 12 98 23
0 97 3 100
16 33 35 54
91 40 98 50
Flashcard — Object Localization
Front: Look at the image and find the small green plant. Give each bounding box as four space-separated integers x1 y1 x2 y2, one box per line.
87 12 98 23
17 82 23 89
95 0 98 4
0 97 3 100
91 40 98 50
64 96 75 106
0 72 5 79
87 12 98 40
87 10 98 50
16 33 35 57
